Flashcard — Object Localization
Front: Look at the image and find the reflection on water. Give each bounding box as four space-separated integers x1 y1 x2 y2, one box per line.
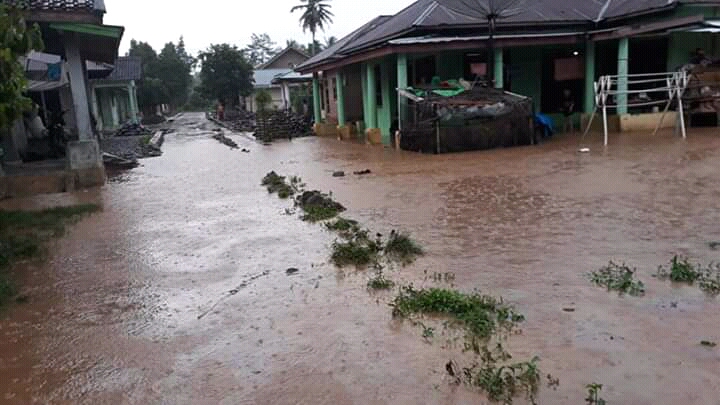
1 113 719 404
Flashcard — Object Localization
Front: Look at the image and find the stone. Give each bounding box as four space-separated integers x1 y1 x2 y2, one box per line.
332 171 345 177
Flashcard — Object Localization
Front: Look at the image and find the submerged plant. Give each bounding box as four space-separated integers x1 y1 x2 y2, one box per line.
391 286 524 339
656 256 702 283
589 261 645 296
261 171 294 198
455 343 541 405
384 230 424 265
585 383 607 405
656 256 720 296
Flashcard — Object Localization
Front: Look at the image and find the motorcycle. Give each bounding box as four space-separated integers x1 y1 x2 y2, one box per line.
47 109 68 158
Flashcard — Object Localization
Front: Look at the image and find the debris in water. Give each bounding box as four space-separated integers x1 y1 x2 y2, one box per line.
332 171 345 177
579 147 590 153
241 148 250 153
212 132 239 149
286 268 299 275
197 270 270 319
562 307 575 312
700 340 717 347
354 169 372 175
708 241 720 250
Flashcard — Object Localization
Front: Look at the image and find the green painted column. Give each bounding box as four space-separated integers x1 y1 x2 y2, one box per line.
617 37 629 115
494 48 504 89
360 65 368 132
336 72 346 126
584 41 596 113
397 54 408 130
366 63 377 129
312 74 322 124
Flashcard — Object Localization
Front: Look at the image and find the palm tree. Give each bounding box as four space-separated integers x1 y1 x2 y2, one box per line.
441 0 525 85
290 0 334 56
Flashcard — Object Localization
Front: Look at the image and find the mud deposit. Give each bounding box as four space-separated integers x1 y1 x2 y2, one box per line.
1 113 719 404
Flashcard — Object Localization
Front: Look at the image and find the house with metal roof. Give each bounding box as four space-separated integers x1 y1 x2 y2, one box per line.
90 56 143 132
247 47 310 112
296 0 720 145
1 0 125 192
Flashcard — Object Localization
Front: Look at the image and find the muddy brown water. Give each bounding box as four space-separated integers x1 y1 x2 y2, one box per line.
1 112 720 404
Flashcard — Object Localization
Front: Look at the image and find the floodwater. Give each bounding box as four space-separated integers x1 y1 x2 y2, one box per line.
1 112 719 404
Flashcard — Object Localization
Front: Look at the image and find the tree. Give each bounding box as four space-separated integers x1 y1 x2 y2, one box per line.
156 41 193 108
245 33 280 66
197 44 254 107
128 38 194 113
0 4 43 132
290 0 334 56
442 0 525 85
324 36 337 49
128 40 162 113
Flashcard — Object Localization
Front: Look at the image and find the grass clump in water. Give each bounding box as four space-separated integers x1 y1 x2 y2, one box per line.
296 190 345 222
656 256 702 283
0 204 100 306
330 236 381 268
391 286 524 340
656 255 720 295
367 272 395 290
589 261 645 296
451 343 541 405
325 217 360 236
384 230 423 264
261 171 295 198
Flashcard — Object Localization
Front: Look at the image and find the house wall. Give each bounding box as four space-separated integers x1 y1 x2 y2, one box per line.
248 87 284 112
667 32 715 70
265 51 308 69
344 65 364 123
376 56 397 143
509 46 543 111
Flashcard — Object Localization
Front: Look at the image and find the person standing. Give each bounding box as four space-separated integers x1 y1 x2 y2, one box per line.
561 89 575 134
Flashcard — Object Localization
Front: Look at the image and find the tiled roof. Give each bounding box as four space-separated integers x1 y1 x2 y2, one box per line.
1 0 105 12
106 56 142 81
257 47 310 69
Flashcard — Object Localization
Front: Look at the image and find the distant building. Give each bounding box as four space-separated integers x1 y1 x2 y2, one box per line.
247 47 310 112
90 56 142 132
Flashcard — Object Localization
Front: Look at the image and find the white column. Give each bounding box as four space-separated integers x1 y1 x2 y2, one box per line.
64 32 94 140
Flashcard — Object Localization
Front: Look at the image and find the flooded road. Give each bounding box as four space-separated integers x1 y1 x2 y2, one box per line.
1 112 719 404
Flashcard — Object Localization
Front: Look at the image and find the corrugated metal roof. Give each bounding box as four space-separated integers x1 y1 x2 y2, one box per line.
1 0 104 11
297 0 718 71
254 68 292 88
106 56 142 81
298 15 393 69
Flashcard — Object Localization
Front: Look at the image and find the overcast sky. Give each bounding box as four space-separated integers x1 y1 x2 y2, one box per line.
103 0 414 56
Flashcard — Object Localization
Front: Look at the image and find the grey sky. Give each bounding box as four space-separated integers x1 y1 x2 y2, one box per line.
103 0 414 56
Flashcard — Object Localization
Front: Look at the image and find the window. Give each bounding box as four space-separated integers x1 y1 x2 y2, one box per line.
332 78 338 100
324 79 330 111
375 65 383 107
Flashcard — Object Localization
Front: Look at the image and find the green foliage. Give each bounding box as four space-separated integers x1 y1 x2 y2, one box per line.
245 33 280 66
589 261 645 296
0 4 44 131
301 205 342 222
198 43 254 106
384 230 424 265
261 171 294 198
391 286 524 340
458 344 541 405
255 89 273 112
330 236 381 268
290 0 334 55
0 204 99 306
367 270 395 290
585 383 607 405
128 37 193 111
656 256 720 295
657 255 701 283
